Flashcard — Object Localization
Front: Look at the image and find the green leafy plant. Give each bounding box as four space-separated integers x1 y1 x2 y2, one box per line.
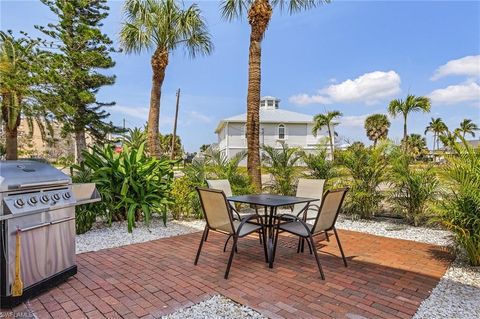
389 148 439 226
337 142 389 219
262 143 301 195
302 147 337 183
433 139 480 266
73 142 174 233
170 176 197 219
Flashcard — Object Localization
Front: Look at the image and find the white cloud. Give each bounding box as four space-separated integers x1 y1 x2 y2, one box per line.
339 114 369 128
431 55 480 80
289 71 401 106
429 82 480 105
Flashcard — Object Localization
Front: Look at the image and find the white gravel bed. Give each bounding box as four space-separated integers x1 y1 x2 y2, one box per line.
335 215 454 246
161 295 266 319
76 218 205 254
413 255 480 319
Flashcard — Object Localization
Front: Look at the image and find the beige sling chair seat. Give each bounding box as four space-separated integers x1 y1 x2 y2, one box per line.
272 188 349 280
206 179 262 249
194 187 268 279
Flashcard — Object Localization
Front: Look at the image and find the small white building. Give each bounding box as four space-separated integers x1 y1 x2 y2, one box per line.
214 96 328 165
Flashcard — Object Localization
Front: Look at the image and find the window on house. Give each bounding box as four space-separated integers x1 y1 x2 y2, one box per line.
267 100 274 107
278 124 285 140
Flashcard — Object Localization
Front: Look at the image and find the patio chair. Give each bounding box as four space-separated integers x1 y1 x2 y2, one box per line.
292 178 326 220
272 188 349 280
194 187 267 279
206 179 263 245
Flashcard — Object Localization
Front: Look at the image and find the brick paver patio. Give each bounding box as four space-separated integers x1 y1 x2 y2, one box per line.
4 229 452 319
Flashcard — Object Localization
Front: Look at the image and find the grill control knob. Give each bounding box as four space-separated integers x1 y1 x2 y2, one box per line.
14 198 25 208
40 195 49 203
63 192 71 199
28 196 38 206
52 194 61 201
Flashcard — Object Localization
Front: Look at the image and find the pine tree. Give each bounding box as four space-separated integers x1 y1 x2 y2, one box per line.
37 0 120 162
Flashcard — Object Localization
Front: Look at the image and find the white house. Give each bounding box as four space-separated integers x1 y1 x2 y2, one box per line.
214 96 329 165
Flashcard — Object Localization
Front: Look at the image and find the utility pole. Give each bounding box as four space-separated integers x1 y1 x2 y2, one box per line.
170 88 180 160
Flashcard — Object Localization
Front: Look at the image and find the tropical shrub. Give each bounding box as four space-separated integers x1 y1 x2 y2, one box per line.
262 143 301 195
170 149 254 219
204 149 253 195
170 176 197 219
434 139 480 266
389 149 439 226
302 147 337 186
337 142 389 219
73 142 174 233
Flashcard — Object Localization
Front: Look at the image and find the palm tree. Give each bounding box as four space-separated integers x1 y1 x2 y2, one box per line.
388 94 431 147
403 133 428 160
221 0 329 190
312 111 342 160
120 0 213 158
425 117 448 158
364 114 391 147
455 119 479 139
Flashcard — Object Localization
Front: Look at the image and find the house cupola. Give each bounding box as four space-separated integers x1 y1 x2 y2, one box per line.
260 96 280 110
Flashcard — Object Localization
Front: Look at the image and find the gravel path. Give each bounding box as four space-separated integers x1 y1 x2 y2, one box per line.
161 295 266 319
76 215 479 319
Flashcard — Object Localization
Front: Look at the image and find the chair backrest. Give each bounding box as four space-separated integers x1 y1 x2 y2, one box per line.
206 179 233 197
292 178 326 215
196 187 235 234
312 188 348 234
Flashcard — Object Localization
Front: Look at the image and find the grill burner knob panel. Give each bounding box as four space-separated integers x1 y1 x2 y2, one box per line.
63 192 71 199
40 195 49 203
28 196 38 206
52 194 60 201
14 198 25 208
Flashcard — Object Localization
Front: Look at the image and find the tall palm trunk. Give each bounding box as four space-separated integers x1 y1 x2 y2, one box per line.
373 138 378 148
148 48 168 159
327 125 334 160
432 133 436 162
402 113 408 150
246 0 272 191
74 128 87 163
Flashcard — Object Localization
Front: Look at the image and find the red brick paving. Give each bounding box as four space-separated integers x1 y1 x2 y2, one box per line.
3 229 452 318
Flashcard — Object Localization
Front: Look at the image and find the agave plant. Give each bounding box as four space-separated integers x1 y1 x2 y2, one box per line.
262 142 301 195
433 138 480 266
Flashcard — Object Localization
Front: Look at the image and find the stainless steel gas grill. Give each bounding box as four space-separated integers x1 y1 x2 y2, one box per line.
0 160 100 307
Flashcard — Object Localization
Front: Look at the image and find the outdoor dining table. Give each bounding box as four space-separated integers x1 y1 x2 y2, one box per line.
227 194 319 268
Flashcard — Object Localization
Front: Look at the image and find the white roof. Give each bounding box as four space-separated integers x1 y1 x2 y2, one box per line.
215 108 313 133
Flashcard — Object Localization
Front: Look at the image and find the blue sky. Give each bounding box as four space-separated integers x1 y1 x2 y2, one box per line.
2 0 479 152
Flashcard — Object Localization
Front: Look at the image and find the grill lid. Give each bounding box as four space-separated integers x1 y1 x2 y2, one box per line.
0 160 71 192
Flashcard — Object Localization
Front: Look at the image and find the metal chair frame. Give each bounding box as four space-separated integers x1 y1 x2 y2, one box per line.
194 187 268 279
272 188 349 280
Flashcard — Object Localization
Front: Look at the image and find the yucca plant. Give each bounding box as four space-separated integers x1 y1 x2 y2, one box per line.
262 142 301 195
389 148 439 226
337 142 389 219
433 138 480 266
